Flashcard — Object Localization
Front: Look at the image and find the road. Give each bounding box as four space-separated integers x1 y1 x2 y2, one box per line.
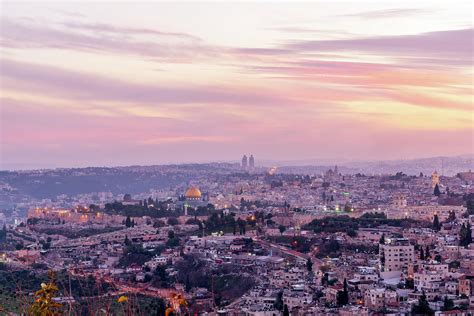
257 238 324 270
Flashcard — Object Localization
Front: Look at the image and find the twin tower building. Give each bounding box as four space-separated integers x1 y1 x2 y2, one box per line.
241 154 255 170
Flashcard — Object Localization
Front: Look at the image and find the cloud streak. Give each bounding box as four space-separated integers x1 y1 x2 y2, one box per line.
341 8 433 19
285 28 473 62
1 58 297 108
0 18 214 61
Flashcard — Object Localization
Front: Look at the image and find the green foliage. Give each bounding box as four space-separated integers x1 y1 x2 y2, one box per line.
274 291 283 311
32 226 123 239
433 214 441 231
176 256 255 303
411 292 433 315
425 246 431 259
465 198 474 216
419 247 425 260
0 224 6 241
119 243 157 267
29 272 63 316
443 296 455 311
459 223 472 248
347 229 357 237
104 201 183 218
336 279 349 306
151 265 170 288
204 211 238 235
125 216 133 228
317 238 341 258
304 213 429 234
278 225 286 235
166 229 180 247
0 269 112 313
306 258 313 272
379 233 385 244
167 217 179 226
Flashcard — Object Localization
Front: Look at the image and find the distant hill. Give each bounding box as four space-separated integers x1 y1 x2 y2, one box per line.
276 155 473 176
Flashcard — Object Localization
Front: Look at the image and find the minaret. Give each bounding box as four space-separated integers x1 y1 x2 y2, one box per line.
249 155 255 169
242 155 248 169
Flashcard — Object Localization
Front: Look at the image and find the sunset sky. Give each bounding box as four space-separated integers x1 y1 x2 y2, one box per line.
1 1 473 169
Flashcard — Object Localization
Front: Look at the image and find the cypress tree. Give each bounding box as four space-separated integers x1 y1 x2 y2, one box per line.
379 233 386 244
419 247 425 260
433 214 441 231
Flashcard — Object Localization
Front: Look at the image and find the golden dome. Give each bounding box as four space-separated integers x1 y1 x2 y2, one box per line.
185 186 202 199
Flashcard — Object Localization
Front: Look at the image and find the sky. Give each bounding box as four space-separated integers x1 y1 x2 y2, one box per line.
0 1 473 169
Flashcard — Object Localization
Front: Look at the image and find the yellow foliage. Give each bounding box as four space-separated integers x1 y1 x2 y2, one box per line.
29 271 63 316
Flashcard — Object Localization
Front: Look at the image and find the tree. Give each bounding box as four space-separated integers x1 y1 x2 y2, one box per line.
167 217 179 226
278 225 286 236
433 214 441 231
274 291 284 311
443 296 454 311
412 292 433 315
168 230 175 239
0 224 6 240
321 272 329 285
425 246 430 259
419 247 425 260
29 271 63 315
185 274 191 292
459 223 473 248
347 229 357 237
153 220 166 228
336 279 349 306
306 258 313 273
124 235 131 246
466 222 472 245
125 216 132 228
434 184 441 197
283 304 289 316
237 218 246 235
379 233 386 245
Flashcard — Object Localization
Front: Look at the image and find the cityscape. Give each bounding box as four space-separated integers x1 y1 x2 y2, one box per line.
0 1 473 316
